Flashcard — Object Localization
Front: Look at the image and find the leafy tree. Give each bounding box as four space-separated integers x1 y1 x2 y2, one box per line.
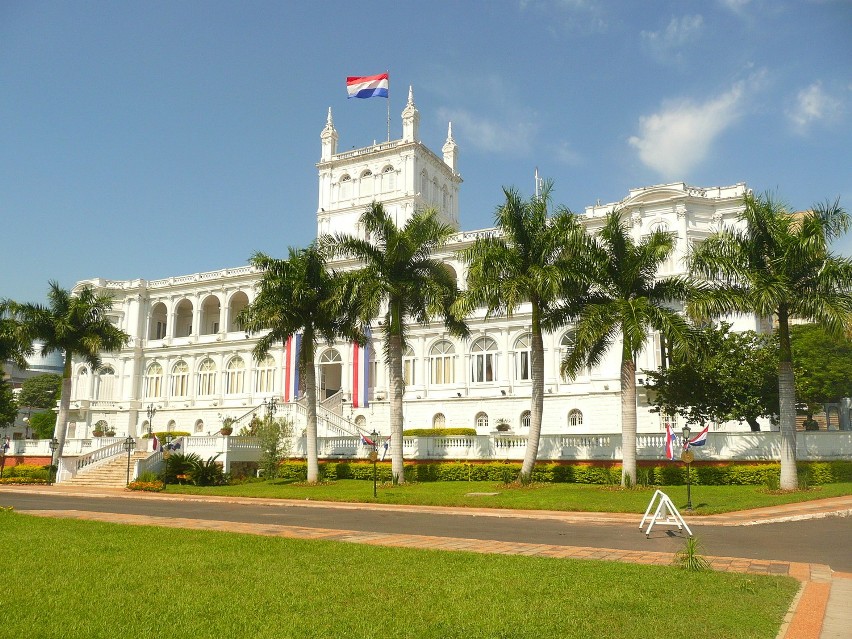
239 244 360 483
790 324 852 418
0 299 32 369
645 324 779 431
689 193 852 489
561 211 691 486
19 373 61 409
13 282 129 457
457 184 587 482
325 203 468 484
258 416 293 479
0 374 16 429
27 411 57 440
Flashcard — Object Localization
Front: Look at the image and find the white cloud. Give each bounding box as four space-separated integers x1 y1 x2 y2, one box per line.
718 0 750 13
628 81 748 177
437 107 538 155
786 82 842 132
641 15 704 60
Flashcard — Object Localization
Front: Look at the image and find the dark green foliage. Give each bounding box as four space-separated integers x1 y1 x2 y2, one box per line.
188 455 225 486
142 431 191 440
0 464 50 480
164 452 200 484
402 428 477 437
0 373 16 427
27 411 56 439
258 417 292 479
18 373 61 409
790 324 852 411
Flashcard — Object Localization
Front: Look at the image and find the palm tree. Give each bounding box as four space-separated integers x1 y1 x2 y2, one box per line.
561 211 691 486
457 184 588 482
325 203 468 484
1 299 32 369
689 193 852 490
238 244 361 483
15 282 129 457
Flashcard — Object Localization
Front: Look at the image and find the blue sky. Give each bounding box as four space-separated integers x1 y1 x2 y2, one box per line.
2 0 850 304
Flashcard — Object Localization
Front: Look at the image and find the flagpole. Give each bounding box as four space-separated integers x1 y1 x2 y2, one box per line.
386 69 390 142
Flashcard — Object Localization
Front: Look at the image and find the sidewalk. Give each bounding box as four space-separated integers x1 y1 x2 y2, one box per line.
5 485 851 639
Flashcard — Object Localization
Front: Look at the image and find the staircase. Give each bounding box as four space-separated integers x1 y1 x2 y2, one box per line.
62 451 151 487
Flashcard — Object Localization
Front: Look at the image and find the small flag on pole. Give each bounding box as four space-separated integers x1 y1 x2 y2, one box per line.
152 434 160 451
685 425 709 448
352 327 371 408
347 73 389 99
284 333 302 402
664 423 677 461
360 433 375 447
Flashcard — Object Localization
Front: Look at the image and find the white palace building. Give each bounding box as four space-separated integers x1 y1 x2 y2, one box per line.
66 90 762 450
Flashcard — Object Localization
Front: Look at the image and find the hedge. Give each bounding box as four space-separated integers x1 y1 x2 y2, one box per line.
0 464 51 481
275 460 852 486
402 428 477 437
141 431 192 440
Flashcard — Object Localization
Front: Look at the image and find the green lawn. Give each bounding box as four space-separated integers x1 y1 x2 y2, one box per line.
165 479 852 514
4 511 798 639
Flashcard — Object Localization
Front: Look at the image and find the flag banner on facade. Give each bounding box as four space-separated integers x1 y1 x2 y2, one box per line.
284 333 302 403
664 423 677 461
685 425 709 448
152 434 160 451
360 433 375 447
352 327 371 408
346 73 389 99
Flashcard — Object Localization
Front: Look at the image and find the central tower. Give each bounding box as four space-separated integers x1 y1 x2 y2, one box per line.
316 87 462 239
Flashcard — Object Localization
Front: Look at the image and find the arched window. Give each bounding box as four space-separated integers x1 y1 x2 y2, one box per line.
149 302 167 340
226 356 245 394
560 329 589 379
430 340 455 384
520 410 531 429
228 291 249 332
360 169 374 198
144 363 163 398
354 415 367 429
340 174 352 199
403 346 416 386
475 412 489 430
194 419 204 434
166 419 176 432
197 358 217 396
568 409 583 428
174 299 193 337
514 333 531 381
94 420 109 435
200 295 221 335
96 366 115 401
254 354 276 393
74 366 89 400
382 165 395 192
171 361 189 397
470 337 498 383
432 413 446 428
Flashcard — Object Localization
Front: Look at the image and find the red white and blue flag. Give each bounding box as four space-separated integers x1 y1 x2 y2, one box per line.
283 333 302 403
360 433 375 447
664 423 677 461
352 327 371 408
685 425 709 448
346 73 389 99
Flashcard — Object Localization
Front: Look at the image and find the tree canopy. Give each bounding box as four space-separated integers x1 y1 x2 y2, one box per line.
19 373 61 410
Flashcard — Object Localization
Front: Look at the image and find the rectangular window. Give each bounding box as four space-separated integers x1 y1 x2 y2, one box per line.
471 354 495 383
516 351 530 381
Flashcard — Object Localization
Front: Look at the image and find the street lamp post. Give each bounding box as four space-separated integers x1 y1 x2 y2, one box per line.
146 404 157 435
48 437 59 485
122 435 136 486
370 429 379 498
681 425 694 511
263 396 279 420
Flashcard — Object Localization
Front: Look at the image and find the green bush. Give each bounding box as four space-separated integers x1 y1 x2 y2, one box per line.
273 460 852 486
402 428 477 437
141 431 191 440
2 464 50 480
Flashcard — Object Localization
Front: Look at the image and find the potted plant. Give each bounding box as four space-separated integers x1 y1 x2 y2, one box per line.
105 428 116 437
92 427 105 437
220 417 235 436
495 419 511 432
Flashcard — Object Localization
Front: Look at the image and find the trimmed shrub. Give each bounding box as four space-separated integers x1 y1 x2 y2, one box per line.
402 428 477 437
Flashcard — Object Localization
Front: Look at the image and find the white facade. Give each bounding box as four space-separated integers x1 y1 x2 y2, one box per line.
69 90 760 442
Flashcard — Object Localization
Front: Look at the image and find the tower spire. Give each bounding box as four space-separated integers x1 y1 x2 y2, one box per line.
401 86 419 142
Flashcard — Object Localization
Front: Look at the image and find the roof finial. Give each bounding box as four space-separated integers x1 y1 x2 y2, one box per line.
326 107 334 126
447 121 454 141
407 85 414 106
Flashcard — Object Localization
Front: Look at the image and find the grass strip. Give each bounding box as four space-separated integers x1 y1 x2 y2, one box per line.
165 479 852 514
3 512 797 639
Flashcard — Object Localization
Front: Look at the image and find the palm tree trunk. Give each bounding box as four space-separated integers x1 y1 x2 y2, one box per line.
303 339 319 483
519 304 544 482
388 332 405 484
777 309 798 490
620 357 637 487
53 351 73 460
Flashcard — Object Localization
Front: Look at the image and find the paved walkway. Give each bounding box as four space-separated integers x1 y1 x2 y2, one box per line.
5 485 851 639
